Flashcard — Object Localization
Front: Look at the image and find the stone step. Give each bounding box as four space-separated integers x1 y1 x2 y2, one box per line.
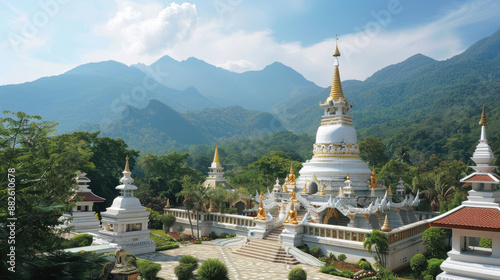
234 237 299 265
233 250 299 265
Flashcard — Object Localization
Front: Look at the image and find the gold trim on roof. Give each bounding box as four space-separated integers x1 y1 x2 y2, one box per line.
326 65 345 102
479 104 489 126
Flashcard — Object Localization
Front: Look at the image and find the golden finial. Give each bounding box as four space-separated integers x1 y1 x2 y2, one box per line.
165 199 171 208
380 215 392 232
290 161 294 174
333 36 341 57
387 185 392 195
326 36 345 103
124 155 130 172
213 146 220 163
479 104 489 126
346 174 350 180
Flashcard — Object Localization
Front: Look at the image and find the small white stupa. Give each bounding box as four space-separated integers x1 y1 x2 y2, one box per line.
202 146 231 188
60 172 105 233
98 156 155 255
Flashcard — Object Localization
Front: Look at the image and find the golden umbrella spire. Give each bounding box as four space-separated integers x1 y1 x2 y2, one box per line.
290 161 294 174
380 215 392 232
124 155 130 172
326 37 345 102
213 146 220 163
479 104 489 126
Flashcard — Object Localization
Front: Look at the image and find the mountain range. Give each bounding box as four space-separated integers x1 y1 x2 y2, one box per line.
1 28 499 156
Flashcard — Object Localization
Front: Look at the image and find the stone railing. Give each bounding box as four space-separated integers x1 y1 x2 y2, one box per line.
164 209 254 227
303 223 370 242
386 220 429 244
414 211 440 221
206 212 255 227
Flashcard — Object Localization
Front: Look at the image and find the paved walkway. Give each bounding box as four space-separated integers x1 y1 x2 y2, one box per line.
138 244 345 280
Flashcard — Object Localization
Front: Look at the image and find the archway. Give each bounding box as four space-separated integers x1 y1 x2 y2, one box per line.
234 201 245 215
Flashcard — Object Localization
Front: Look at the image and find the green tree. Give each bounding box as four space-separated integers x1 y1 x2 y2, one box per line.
363 230 388 268
162 213 176 233
410 254 427 280
422 227 447 258
288 266 307 280
359 137 388 167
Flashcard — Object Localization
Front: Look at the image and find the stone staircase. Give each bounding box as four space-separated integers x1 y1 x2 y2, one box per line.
233 238 299 264
263 225 284 242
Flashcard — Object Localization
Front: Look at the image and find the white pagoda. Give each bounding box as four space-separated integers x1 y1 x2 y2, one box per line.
430 105 500 280
295 39 387 198
60 172 105 233
98 156 155 255
202 146 231 188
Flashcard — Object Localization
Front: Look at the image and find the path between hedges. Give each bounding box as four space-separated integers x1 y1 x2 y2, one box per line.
138 244 347 280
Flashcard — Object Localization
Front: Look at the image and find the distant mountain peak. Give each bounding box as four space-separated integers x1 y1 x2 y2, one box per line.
63 60 131 76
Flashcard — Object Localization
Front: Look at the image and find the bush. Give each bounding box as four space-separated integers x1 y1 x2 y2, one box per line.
62 233 93 248
208 231 218 239
156 243 179 251
298 245 309 254
423 275 434 280
422 227 446 258
219 232 227 239
175 264 195 280
198 258 229 280
310 246 321 257
356 260 372 271
338 254 347 264
328 252 336 262
178 255 198 269
410 254 427 279
137 259 162 280
319 256 327 262
425 258 444 278
288 267 307 280
319 266 354 278
479 238 492 248
161 213 176 233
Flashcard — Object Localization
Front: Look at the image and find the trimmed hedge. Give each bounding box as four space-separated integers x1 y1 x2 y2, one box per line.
320 266 354 278
62 233 93 248
156 243 179 251
288 267 307 280
175 264 195 280
198 258 229 280
137 259 161 280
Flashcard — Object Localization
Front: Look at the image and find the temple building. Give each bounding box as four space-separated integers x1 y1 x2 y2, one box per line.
202 146 231 188
97 156 155 255
430 105 500 280
60 172 105 233
294 40 387 199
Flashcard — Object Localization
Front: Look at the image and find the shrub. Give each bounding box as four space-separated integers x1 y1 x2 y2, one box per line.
198 258 229 280
62 233 93 248
175 264 195 280
338 253 347 265
425 258 444 278
375 264 398 280
328 252 336 261
288 267 307 280
339 270 354 278
422 227 446 258
208 231 218 239
423 275 434 280
319 256 327 262
178 255 198 269
219 232 227 239
319 266 354 278
156 243 179 251
310 246 321 257
410 254 427 279
356 260 372 271
161 213 176 233
479 238 492 248
298 245 309 254
137 259 162 280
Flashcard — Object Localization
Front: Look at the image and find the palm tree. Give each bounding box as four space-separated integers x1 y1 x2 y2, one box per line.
363 229 389 268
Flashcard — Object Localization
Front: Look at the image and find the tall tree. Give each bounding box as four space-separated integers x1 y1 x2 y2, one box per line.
358 137 388 167
363 230 389 268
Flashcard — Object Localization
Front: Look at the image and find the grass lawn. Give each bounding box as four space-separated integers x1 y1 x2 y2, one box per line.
395 265 417 280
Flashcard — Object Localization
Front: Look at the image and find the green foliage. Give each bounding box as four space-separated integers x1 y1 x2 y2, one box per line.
175 263 195 280
61 234 93 248
479 238 492 248
156 244 179 251
288 267 307 280
136 259 162 280
359 137 388 167
338 253 347 264
149 209 164 229
162 213 176 232
197 258 229 280
422 275 434 280
422 227 447 258
363 230 388 268
298 245 310 254
425 258 444 278
319 266 353 278
178 255 199 269
410 254 427 279
309 246 321 257
356 260 372 271
374 263 398 280
150 232 179 251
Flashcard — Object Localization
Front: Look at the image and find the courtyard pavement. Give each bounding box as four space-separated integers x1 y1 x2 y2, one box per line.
138 244 346 280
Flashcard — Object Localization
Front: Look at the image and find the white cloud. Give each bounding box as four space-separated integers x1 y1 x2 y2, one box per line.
100 1 198 55
216 60 256 72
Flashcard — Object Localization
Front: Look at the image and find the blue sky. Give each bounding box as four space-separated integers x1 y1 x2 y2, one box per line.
1 0 499 87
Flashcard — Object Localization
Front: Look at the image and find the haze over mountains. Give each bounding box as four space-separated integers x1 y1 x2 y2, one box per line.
1 28 499 154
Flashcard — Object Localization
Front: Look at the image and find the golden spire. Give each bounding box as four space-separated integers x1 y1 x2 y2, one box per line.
213 146 220 163
124 155 130 172
326 37 345 102
479 104 489 126
387 185 393 195
380 215 392 232
333 36 341 57
290 161 294 174
346 174 350 180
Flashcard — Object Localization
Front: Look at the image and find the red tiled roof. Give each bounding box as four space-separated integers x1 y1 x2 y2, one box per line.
70 192 105 202
465 174 496 182
430 207 500 232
